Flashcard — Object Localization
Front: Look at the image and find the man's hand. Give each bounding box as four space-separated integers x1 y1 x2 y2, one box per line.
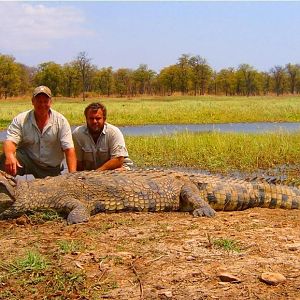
3 140 22 176
5 155 22 176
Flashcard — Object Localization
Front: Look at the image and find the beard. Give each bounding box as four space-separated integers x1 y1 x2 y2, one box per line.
87 123 104 135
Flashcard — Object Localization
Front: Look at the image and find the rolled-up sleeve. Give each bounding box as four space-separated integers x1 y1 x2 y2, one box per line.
59 117 74 150
6 116 23 145
109 128 129 158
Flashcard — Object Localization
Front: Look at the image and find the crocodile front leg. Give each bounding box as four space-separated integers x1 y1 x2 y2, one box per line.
180 184 215 217
55 197 90 224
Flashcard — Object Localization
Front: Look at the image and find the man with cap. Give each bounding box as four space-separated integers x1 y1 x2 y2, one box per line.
0 85 77 178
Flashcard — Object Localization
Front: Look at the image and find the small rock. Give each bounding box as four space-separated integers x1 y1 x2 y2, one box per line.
287 243 300 251
186 255 196 261
155 285 166 290
249 213 260 218
115 251 135 259
158 290 173 299
219 272 241 283
260 272 286 285
15 215 31 225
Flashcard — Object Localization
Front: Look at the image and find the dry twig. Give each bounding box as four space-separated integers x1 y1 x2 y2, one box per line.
130 259 144 300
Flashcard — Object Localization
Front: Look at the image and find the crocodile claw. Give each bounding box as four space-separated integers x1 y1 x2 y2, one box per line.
192 205 216 217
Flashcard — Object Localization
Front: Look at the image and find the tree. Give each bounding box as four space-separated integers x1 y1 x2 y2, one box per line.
34 62 64 96
0 54 21 98
208 71 218 95
94 67 114 97
17 63 35 95
157 65 180 95
285 63 300 94
114 68 132 97
74 51 93 101
132 64 156 95
270 65 287 96
189 55 212 95
236 64 259 96
259 72 271 95
177 54 191 95
62 62 80 97
216 68 237 96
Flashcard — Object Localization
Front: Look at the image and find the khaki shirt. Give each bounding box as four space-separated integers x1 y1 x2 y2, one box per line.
6 109 74 168
72 123 130 170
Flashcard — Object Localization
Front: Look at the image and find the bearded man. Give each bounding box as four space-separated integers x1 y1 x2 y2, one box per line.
72 102 133 171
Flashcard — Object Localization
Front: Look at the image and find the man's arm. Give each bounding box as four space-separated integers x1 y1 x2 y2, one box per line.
64 148 77 173
97 156 124 171
3 140 22 176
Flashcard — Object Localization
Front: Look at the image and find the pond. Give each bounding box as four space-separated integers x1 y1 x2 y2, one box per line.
1 122 300 141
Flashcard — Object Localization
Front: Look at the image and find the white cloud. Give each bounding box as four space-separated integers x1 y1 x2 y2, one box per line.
0 2 94 51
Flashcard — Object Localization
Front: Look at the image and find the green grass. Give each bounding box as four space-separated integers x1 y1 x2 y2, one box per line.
1 95 300 129
28 210 63 224
52 271 86 291
9 250 49 273
1 130 300 175
213 238 241 253
127 131 300 174
57 240 84 254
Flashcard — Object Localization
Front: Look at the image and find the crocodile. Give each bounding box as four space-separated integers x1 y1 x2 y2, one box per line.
0 169 299 224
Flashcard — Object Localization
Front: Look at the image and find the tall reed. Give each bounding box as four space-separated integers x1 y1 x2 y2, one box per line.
126 131 300 173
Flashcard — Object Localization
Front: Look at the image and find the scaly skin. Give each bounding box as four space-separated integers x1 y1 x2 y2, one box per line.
0 169 299 224
188 173 300 211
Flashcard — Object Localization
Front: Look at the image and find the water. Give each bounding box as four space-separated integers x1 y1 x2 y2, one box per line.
118 122 300 136
1 122 300 141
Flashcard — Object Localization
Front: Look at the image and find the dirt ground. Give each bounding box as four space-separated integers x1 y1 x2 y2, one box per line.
0 208 299 300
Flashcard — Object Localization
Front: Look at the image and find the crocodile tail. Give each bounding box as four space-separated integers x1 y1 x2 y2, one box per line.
197 182 300 211
252 182 300 210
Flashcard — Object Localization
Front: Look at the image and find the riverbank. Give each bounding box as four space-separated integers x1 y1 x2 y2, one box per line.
126 131 300 178
1 95 300 129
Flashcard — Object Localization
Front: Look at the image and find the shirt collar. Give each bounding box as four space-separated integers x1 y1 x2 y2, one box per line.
29 109 53 126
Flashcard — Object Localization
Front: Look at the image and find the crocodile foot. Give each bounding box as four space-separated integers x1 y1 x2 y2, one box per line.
192 205 216 217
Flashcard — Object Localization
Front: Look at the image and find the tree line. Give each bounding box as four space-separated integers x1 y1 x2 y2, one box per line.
0 52 300 99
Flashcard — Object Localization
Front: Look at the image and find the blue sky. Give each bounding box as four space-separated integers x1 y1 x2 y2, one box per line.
0 1 299 72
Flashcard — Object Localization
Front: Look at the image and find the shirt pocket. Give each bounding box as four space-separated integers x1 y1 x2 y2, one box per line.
22 132 39 146
98 146 108 153
82 149 94 162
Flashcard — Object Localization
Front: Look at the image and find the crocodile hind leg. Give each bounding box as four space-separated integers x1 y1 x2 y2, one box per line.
180 184 215 217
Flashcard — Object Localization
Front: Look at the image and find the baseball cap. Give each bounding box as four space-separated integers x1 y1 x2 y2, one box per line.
32 86 52 98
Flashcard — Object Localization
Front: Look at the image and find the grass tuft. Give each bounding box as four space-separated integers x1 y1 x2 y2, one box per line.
57 240 84 254
10 250 49 273
28 210 63 224
213 238 241 253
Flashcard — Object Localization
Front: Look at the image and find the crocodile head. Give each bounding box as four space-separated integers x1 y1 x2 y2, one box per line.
0 171 16 212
